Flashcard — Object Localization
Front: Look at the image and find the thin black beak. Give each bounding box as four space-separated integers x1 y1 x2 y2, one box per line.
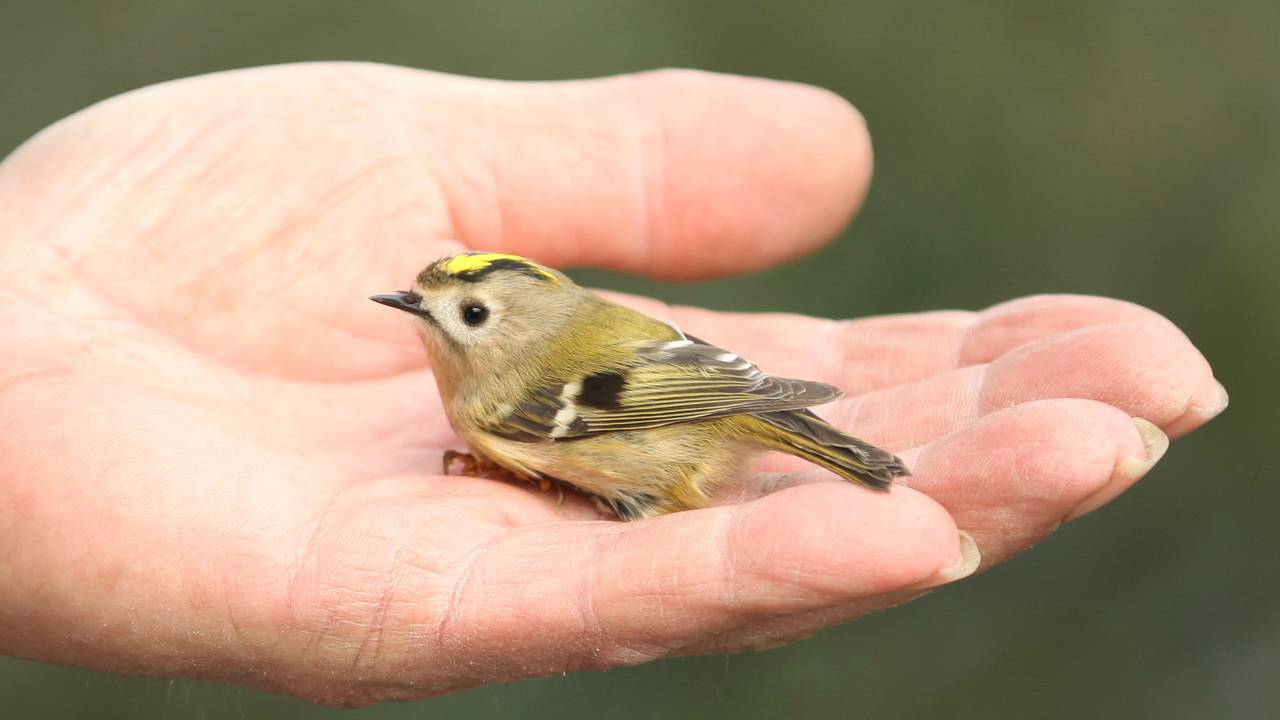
369 291 433 320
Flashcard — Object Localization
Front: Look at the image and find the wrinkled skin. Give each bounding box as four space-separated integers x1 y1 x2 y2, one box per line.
0 64 1224 707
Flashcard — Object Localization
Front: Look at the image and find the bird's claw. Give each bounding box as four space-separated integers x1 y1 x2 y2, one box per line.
442 450 564 505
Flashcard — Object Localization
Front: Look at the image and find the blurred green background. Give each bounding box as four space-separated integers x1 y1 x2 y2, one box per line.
1 1 1274 718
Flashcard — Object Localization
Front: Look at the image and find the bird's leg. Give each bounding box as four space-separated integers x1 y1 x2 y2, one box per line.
442 450 512 478
441 450 564 504
441 449 481 476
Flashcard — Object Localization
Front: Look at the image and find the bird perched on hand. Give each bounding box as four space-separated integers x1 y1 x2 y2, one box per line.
371 252 908 520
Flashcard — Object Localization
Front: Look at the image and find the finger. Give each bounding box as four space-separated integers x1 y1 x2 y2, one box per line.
683 397 1163 654
423 482 969 679
442 67 874 278
802 320 1223 455
904 399 1165 546
10 63 868 281
655 293 1197 396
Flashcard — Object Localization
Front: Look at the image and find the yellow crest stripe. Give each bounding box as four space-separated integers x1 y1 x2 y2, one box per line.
442 253 559 283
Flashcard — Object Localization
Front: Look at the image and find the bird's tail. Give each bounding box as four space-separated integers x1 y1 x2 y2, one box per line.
748 409 908 490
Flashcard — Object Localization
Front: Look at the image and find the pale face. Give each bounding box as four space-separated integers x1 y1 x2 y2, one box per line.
411 281 510 352
400 273 581 374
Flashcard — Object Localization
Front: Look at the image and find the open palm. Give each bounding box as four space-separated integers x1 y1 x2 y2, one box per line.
0 64 1224 706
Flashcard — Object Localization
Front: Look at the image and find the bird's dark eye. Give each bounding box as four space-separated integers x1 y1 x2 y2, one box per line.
461 303 489 326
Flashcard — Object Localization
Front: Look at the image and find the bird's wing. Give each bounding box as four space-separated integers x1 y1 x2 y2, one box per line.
485 336 843 441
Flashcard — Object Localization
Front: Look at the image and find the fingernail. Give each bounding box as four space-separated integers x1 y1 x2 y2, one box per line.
1198 380 1230 417
1065 417 1169 522
929 530 982 585
1165 380 1229 437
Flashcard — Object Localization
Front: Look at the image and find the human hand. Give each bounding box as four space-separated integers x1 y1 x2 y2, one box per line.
0 64 1225 706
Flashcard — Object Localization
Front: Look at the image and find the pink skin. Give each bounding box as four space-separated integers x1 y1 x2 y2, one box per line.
0 64 1225 706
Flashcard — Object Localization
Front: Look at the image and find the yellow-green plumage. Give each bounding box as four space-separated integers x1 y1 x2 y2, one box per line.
371 251 908 520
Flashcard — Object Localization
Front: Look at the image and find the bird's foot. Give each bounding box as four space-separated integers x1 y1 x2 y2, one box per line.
441 450 565 505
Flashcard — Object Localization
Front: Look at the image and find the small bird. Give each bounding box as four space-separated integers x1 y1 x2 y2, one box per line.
371 252 908 520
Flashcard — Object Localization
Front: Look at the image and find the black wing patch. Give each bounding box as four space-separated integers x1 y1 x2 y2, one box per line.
578 371 626 410
486 337 843 441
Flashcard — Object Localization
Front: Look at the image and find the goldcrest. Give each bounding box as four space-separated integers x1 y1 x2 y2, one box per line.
371 252 907 520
